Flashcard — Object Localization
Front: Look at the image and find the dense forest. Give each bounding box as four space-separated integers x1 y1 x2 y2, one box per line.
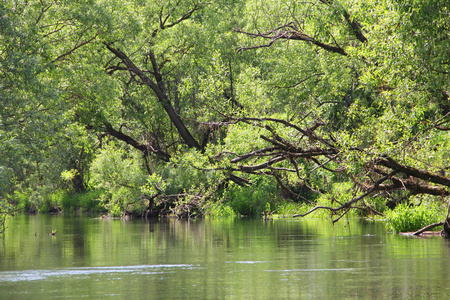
1 0 449 232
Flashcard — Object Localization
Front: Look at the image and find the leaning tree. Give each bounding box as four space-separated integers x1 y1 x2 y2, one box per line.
212 0 450 232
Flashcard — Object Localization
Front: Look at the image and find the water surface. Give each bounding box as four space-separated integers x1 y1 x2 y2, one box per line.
1 214 449 299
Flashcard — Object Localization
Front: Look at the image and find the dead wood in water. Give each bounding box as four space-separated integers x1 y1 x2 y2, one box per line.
411 222 444 236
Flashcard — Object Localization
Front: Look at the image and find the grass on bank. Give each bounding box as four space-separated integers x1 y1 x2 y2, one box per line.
8 185 448 235
11 188 105 214
385 202 444 233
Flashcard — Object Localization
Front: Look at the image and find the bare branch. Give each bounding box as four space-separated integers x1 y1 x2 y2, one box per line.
310 155 340 172
412 222 444 236
160 5 199 30
235 23 347 56
49 32 100 65
35 2 52 25
293 205 334 218
318 0 367 43
103 121 171 161
236 156 286 172
294 170 397 218
378 156 450 188
332 207 351 224
272 172 314 204
153 3 200 37
104 43 201 149
230 147 278 163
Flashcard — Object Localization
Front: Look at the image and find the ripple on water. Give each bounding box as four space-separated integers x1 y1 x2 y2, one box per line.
234 261 270 264
0 264 200 283
264 268 358 273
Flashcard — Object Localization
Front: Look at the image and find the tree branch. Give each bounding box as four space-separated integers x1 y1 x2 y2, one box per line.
318 0 367 43
378 156 450 188
103 122 170 161
235 24 347 56
49 32 100 65
412 222 444 236
104 43 202 150
294 170 397 218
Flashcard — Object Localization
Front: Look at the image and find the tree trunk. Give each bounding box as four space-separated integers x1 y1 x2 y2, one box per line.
444 200 450 237
104 44 201 150
443 218 450 237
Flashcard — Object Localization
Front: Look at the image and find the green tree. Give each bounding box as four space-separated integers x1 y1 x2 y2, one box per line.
2 0 450 230
0 1 101 211
226 0 450 231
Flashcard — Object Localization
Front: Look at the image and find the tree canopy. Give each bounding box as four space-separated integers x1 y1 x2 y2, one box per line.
1 0 449 230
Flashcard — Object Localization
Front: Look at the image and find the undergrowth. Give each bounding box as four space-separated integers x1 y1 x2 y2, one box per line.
385 202 443 233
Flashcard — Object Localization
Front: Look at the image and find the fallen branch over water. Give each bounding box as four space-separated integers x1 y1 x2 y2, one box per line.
411 222 444 236
398 221 446 236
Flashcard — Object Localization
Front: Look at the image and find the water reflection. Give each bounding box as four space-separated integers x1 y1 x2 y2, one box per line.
0 215 450 299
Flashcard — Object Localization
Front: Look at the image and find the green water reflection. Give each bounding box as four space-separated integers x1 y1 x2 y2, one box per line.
1 215 450 299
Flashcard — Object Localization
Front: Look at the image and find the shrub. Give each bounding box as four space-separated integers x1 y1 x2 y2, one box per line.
90 144 148 215
56 189 105 213
10 188 33 212
223 176 279 216
77 190 105 212
23 186 60 213
275 200 304 216
0 197 15 234
385 202 443 233
202 201 236 218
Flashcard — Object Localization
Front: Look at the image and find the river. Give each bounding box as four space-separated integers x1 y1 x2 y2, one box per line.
0 214 449 299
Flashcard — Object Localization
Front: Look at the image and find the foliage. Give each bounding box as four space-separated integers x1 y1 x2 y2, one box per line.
222 176 279 216
274 200 308 217
1 0 450 227
90 143 148 215
203 201 236 218
55 189 105 213
385 202 444 233
0 197 15 234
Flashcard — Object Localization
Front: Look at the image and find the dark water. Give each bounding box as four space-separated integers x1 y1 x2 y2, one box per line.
0 214 449 299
